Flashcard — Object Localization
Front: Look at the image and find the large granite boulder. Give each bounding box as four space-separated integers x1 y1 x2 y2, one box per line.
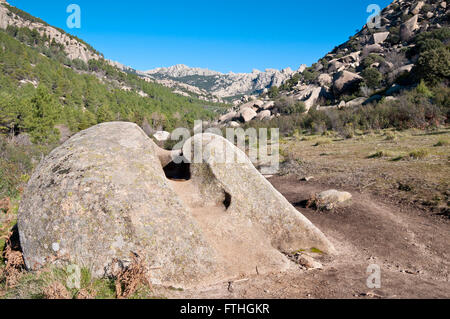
372 32 390 44
400 15 419 42
333 71 363 95
318 73 333 87
18 123 335 288
18 122 217 287
239 108 257 122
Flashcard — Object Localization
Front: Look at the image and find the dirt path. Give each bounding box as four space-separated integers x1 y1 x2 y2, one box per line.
160 176 449 299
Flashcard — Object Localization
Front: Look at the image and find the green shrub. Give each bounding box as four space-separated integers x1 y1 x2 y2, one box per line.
268 86 279 99
409 149 429 160
414 47 450 85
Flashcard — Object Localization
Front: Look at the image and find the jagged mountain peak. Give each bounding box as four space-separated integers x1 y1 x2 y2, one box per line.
145 64 222 77
142 64 299 99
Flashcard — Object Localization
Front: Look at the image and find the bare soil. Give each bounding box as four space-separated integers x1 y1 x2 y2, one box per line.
159 176 449 299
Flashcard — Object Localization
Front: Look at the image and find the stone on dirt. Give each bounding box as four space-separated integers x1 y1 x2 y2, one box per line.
316 189 352 210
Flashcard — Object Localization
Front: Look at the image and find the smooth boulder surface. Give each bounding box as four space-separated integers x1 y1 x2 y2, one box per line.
18 122 218 286
316 189 353 210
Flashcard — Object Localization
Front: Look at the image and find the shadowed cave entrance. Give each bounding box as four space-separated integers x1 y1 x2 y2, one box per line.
162 158 231 210
163 161 191 181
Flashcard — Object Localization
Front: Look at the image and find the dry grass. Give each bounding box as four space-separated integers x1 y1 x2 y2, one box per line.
43 282 71 299
112 253 152 299
280 128 450 216
1 231 25 289
409 149 430 160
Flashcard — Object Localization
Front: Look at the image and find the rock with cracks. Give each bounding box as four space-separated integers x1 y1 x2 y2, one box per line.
18 123 335 288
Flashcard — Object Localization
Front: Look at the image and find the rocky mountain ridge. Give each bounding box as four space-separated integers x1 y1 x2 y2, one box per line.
142 64 305 101
276 0 449 111
216 0 449 127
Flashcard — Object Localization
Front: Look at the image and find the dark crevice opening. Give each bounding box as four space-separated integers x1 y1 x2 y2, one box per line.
1 224 23 260
223 192 232 210
163 161 191 181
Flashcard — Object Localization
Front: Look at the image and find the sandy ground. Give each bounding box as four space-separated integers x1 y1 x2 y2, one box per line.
159 176 449 299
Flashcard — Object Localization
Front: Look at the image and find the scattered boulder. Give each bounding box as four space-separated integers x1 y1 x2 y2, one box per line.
328 59 344 73
363 94 383 105
295 85 323 111
261 101 275 110
314 189 352 210
240 108 258 122
372 32 390 44
411 1 424 15
363 44 384 56
153 131 171 142
392 64 414 78
256 110 271 120
228 121 241 128
333 71 363 95
219 111 237 123
297 64 307 73
297 254 323 269
318 73 332 87
338 100 346 109
303 87 322 110
400 15 419 42
253 100 265 108
340 51 361 64
239 100 263 111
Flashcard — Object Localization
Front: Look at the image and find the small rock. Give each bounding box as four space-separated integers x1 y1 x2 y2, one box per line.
220 111 237 123
240 108 257 122
153 131 171 142
314 189 353 210
297 254 323 269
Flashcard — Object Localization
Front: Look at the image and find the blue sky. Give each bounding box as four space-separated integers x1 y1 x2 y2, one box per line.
8 0 392 73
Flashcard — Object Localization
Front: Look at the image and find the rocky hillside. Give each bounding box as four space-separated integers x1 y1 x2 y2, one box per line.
219 0 449 126
142 64 303 101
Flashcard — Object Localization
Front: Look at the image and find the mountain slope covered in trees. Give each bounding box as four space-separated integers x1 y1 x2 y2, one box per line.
0 2 226 145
